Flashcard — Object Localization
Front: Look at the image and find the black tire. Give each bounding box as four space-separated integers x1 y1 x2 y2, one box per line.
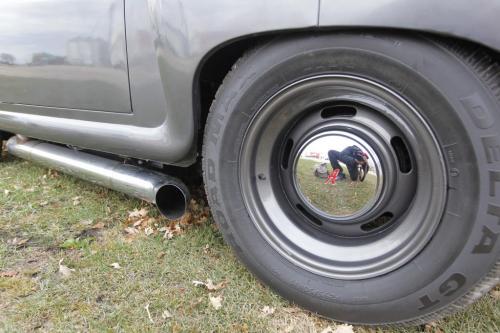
0 140 5 161
0 131 9 161
203 33 500 325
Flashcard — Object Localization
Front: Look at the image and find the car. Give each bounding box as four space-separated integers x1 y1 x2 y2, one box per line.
0 0 499 326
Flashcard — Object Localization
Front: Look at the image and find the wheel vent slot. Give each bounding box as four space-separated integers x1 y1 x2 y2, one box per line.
391 137 412 173
361 212 394 232
321 105 357 118
281 139 294 169
296 204 323 226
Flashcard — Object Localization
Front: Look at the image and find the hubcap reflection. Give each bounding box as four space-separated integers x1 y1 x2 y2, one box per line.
294 133 383 218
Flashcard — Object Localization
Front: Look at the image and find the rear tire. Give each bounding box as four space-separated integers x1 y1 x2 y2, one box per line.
203 33 500 325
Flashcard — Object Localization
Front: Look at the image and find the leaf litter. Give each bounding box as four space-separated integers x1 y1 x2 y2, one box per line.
123 198 211 241
260 306 276 317
209 294 223 310
7 237 29 248
58 259 75 279
110 262 121 269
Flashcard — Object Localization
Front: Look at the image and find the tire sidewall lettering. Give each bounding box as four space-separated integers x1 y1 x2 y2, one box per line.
417 91 500 311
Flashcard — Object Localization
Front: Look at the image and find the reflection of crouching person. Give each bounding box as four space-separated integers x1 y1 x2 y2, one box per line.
328 148 360 181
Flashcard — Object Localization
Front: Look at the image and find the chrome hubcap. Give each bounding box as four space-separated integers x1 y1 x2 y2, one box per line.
294 132 383 220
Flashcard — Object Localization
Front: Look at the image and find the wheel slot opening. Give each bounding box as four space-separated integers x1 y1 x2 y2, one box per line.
321 105 357 119
391 137 412 173
281 139 294 169
361 212 394 232
296 204 323 226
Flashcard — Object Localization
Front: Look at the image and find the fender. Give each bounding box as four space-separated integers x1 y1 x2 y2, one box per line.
319 0 500 53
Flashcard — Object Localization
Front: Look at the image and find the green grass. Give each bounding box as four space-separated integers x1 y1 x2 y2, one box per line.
296 158 376 216
0 155 498 332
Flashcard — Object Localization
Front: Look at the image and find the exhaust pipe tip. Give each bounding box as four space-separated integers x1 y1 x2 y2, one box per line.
155 183 189 220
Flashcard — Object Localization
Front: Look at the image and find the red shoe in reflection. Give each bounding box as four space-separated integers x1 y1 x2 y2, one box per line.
325 169 341 185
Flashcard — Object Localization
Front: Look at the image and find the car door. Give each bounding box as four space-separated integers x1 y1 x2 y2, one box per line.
0 0 131 113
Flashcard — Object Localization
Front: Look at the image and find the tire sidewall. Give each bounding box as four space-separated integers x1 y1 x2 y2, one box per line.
203 33 500 323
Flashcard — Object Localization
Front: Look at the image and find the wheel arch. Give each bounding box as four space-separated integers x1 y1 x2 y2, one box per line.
193 28 500 151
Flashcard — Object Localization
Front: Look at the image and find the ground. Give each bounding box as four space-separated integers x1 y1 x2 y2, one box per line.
295 158 376 216
0 154 498 332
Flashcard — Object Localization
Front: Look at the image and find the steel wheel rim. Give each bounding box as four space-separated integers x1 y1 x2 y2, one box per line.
239 75 447 280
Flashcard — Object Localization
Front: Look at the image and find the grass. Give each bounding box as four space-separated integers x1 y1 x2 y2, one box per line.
0 154 498 332
295 158 376 216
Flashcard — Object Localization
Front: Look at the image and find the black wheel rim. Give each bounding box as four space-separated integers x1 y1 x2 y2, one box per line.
239 75 447 280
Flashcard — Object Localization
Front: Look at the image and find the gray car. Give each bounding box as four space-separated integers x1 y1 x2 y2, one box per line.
1 0 499 325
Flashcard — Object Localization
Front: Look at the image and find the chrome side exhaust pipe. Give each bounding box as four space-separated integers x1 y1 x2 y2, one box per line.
6 136 189 220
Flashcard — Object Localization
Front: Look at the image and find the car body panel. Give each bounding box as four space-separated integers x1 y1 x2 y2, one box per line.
0 0 130 113
0 0 318 165
0 0 499 165
319 0 500 52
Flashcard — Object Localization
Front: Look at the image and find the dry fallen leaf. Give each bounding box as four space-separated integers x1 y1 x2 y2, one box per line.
209 295 223 310
47 169 60 178
125 208 156 238
110 262 121 269
124 227 139 235
205 279 227 291
58 259 75 278
329 325 354 333
192 279 227 292
39 200 49 207
80 219 93 226
92 222 105 229
163 223 182 240
0 271 18 278
18 239 29 246
164 230 174 240
8 238 29 247
72 196 81 206
162 309 173 320
260 305 275 317
192 280 205 287
128 208 149 219
179 212 193 225
490 289 500 300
